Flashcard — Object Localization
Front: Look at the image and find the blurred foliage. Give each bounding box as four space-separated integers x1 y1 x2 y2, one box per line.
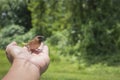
0 24 25 48
28 0 120 65
28 0 71 36
0 0 120 65
0 0 31 31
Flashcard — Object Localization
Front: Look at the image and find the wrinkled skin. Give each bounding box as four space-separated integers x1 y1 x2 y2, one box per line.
6 41 50 74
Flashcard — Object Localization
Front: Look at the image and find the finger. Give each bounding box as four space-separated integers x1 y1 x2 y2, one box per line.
41 45 50 68
38 42 44 50
9 41 17 46
6 41 17 53
42 45 49 55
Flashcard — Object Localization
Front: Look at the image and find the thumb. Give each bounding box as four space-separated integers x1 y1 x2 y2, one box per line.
6 41 17 52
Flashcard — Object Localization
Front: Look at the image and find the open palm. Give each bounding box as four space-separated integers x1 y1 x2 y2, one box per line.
6 41 50 74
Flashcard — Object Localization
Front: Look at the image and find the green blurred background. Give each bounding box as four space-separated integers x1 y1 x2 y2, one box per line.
0 0 120 80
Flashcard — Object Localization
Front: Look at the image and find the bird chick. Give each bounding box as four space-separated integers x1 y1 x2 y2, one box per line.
26 36 44 53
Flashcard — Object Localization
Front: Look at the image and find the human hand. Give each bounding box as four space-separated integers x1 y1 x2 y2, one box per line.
6 41 50 74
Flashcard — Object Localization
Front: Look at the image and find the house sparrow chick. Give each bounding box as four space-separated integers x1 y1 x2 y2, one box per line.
26 36 44 54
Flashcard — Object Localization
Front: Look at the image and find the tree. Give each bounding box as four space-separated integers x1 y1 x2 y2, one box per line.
0 0 32 31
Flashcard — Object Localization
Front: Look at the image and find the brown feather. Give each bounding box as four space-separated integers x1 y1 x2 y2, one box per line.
26 36 44 53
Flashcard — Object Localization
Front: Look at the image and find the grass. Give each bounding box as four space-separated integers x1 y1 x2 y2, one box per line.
0 50 11 79
41 60 120 80
0 50 120 80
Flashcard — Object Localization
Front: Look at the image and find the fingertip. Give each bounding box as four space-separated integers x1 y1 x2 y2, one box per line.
44 45 49 50
8 41 17 46
11 41 17 45
43 45 49 55
38 42 44 50
6 41 17 52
